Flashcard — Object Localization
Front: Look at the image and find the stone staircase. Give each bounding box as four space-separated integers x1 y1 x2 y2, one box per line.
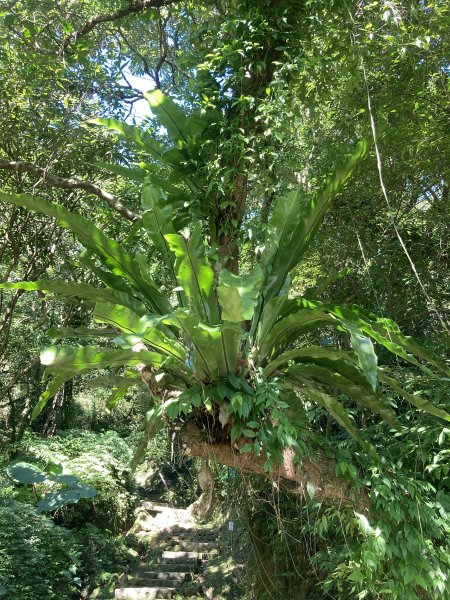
114 502 218 599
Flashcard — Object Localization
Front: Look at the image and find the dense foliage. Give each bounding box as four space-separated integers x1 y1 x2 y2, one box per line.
228 410 450 599
0 499 80 600
0 428 139 599
0 1 449 599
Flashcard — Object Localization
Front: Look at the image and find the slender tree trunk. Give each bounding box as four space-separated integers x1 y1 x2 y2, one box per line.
188 459 216 518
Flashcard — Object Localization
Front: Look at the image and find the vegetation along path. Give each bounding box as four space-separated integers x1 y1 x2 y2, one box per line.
115 502 218 599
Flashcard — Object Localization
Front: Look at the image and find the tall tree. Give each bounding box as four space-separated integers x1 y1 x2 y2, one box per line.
0 0 449 513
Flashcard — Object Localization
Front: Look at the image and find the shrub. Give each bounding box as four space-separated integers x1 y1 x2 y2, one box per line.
59 452 135 531
74 524 131 599
9 429 137 532
0 499 80 600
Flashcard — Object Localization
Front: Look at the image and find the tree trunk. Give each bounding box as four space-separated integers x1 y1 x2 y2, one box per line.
188 459 216 519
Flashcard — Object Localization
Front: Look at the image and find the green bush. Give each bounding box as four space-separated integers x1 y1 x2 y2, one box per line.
60 452 135 531
74 524 131 599
9 429 137 532
229 413 450 600
0 499 80 600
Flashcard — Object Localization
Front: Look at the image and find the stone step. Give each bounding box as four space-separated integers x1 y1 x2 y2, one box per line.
159 558 199 567
151 563 198 573
128 577 182 588
169 541 217 551
160 533 217 543
136 571 188 582
115 587 175 599
161 551 201 560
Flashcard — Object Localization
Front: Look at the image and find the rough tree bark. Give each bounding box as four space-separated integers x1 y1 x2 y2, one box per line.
134 355 368 511
182 422 369 511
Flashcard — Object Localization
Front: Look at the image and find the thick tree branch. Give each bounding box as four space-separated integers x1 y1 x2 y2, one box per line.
0 160 139 222
60 0 183 54
182 423 369 511
134 342 368 510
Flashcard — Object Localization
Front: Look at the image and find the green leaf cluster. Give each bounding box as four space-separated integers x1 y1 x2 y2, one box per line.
0 90 448 468
7 461 97 512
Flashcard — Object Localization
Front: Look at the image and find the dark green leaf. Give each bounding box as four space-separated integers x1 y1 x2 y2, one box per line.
7 462 46 484
36 485 96 512
218 266 262 322
164 224 218 324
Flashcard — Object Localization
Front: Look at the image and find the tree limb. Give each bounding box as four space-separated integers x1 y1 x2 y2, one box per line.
133 345 368 510
0 160 139 222
60 0 183 54
182 423 369 511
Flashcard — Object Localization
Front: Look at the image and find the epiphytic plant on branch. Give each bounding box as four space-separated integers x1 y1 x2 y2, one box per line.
1 91 449 502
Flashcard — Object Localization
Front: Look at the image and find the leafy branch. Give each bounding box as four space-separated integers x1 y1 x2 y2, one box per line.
0 160 138 222
59 0 183 55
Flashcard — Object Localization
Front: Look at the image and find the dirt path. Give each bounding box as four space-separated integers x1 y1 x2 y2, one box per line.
114 502 218 599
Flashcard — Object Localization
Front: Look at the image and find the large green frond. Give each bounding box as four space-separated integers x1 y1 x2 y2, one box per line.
263 345 358 377
303 387 378 461
0 192 170 314
379 370 450 422
164 224 218 324
218 266 262 323
285 363 402 431
145 90 192 144
32 345 164 419
90 118 164 159
94 301 186 361
260 140 369 302
0 280 148 315
300 299 450 377
255 307 336 363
